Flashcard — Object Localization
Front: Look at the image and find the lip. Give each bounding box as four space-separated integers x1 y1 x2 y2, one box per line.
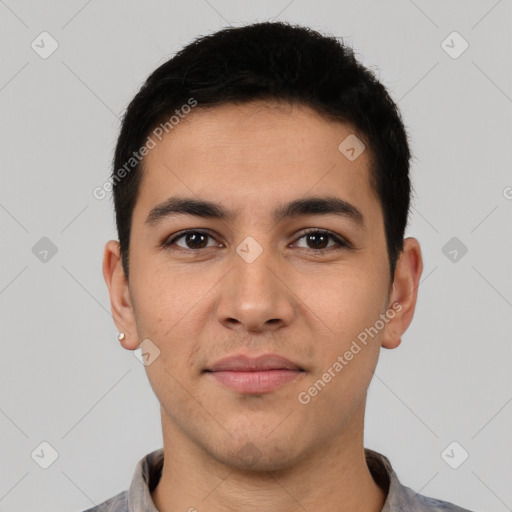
205 353 305 394
206 353 303 372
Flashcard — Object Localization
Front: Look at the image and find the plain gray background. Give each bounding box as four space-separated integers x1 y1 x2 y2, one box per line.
0 1 511 511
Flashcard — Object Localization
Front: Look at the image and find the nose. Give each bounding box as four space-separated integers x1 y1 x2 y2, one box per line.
215 244 296 333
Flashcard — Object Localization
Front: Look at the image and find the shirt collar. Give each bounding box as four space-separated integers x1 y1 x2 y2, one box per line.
126 447 421 512
127 448 163 512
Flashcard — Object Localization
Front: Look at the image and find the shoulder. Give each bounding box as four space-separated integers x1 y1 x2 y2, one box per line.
79 489 128 512
398 482 476 512
364 448 476 512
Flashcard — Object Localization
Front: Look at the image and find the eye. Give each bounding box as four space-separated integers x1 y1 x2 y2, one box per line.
293 229 349 252
162 228 350 253
163 230 220 251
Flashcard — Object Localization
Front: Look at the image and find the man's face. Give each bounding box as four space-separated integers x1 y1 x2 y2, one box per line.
120 101 397 470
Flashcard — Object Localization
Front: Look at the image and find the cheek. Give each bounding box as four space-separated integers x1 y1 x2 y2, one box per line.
298 266 386 340
129 274 207 390
297 267 387 401
131 263 202 336
298 279 383 421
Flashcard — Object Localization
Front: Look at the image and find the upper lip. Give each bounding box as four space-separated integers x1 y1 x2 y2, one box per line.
206 353 303 372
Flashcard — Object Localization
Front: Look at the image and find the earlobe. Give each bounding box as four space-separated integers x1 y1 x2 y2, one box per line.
381 237 423 350
102 240 139 350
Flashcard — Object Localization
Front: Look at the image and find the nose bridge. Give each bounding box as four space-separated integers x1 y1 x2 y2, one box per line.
217 236 295 331
234 240 275 300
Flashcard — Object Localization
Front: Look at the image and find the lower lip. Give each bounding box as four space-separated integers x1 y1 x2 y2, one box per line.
208 369 304 394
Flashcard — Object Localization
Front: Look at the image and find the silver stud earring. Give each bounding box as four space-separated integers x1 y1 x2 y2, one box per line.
117 332 125 341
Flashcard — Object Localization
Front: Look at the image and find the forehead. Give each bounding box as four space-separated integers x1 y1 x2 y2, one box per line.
134 100 379 226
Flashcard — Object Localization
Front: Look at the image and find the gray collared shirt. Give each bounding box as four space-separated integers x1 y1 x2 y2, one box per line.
81 448 474 512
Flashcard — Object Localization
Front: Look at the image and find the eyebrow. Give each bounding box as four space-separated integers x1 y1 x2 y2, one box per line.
145 195 366 230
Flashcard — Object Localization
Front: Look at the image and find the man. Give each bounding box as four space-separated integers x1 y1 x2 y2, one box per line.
93 21 474 512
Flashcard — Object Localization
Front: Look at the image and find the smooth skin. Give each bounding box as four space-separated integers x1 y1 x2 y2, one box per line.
103 100 423 512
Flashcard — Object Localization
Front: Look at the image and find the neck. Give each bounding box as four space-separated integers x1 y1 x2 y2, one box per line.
151 405 386 512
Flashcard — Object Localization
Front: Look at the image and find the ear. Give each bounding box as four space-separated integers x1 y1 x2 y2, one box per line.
381 237 423 350
102 240 139 350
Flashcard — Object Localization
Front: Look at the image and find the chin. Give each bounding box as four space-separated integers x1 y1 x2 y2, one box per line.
210 434 306 473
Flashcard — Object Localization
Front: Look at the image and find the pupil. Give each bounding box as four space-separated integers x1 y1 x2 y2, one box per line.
308 233 327 249
187 233 207 249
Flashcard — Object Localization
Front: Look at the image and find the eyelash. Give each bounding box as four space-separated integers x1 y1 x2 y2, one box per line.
162 228 350 254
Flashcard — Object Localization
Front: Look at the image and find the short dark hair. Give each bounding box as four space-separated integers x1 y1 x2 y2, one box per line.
111 21 412 282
